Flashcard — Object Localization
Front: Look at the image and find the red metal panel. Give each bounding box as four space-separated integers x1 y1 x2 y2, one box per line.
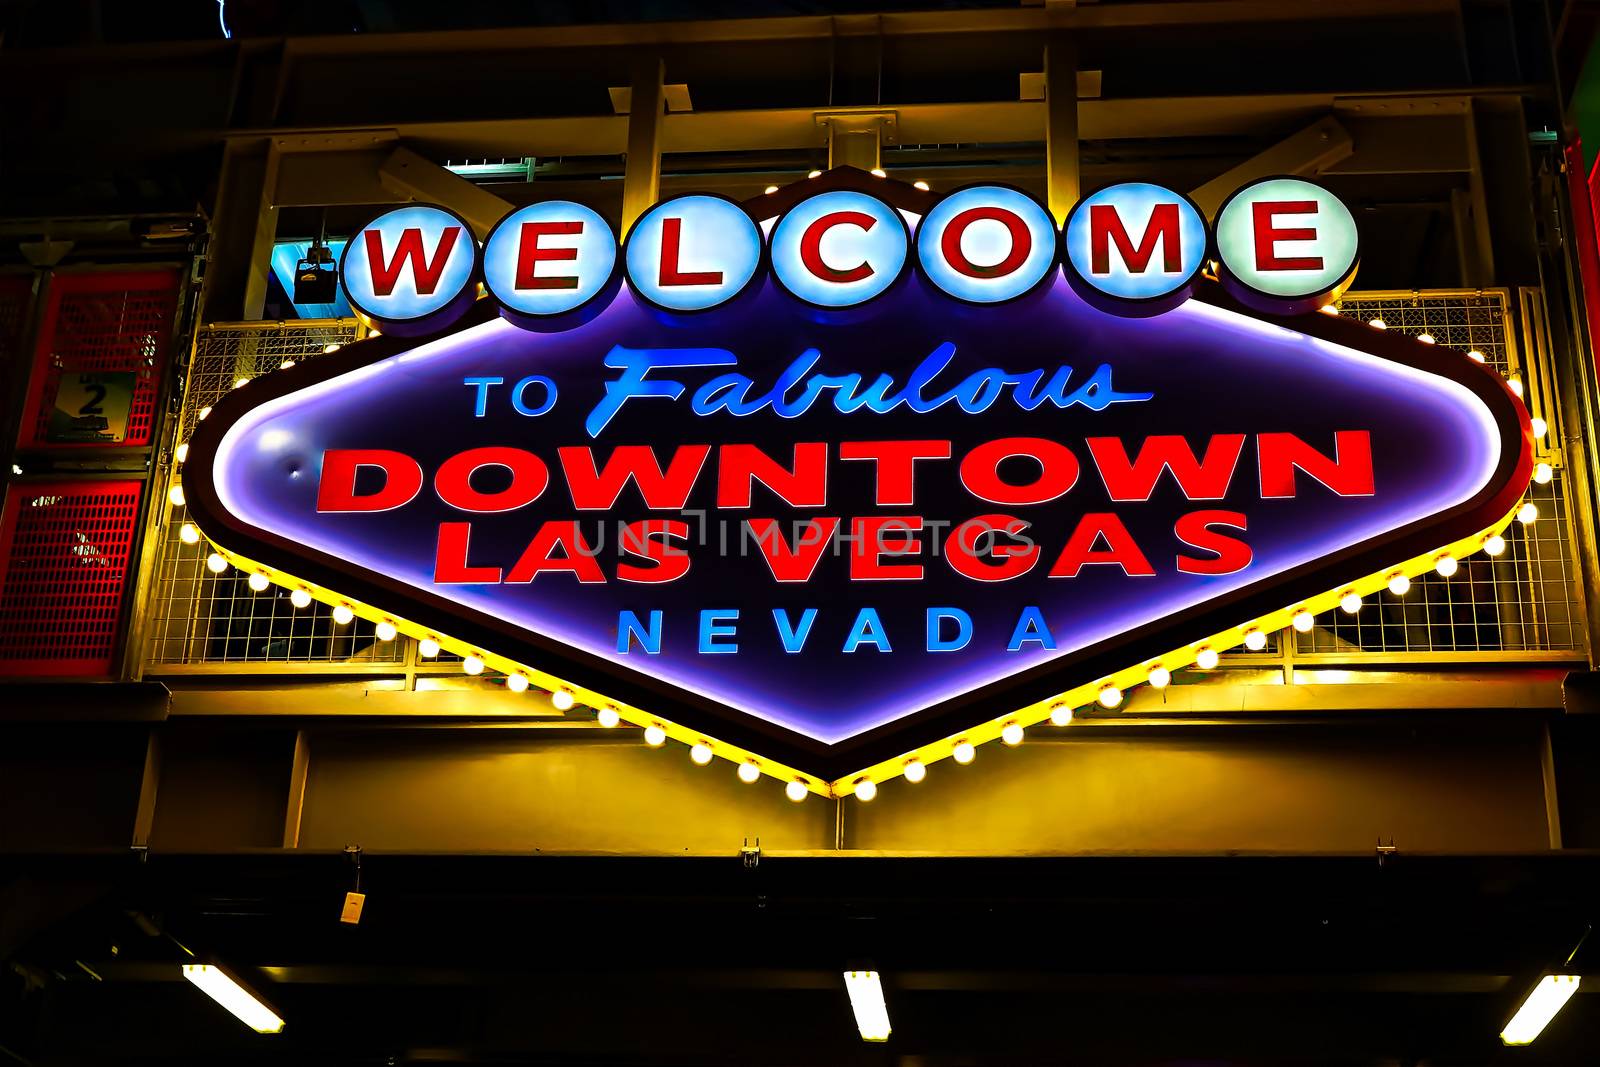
0 480 144 676
17 270 180 450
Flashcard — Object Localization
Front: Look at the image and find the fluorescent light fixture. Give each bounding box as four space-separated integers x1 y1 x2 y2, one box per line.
843 970 891 1042
1500 974 1580 1046
182 964 284 1033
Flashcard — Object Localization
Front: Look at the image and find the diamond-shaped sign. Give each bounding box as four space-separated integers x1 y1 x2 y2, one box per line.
184 176 1531 796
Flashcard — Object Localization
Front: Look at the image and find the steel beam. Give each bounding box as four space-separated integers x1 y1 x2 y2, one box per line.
377 146 515 239
1189 116 1354 217
621 56 665 235
1044 33 1080 223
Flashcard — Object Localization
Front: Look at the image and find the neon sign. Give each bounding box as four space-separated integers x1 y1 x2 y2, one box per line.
184 169 1533 798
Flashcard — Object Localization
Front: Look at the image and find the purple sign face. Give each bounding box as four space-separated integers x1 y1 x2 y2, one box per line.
185 181 1530 788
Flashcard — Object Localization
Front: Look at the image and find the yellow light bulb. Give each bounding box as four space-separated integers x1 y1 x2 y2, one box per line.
179 522 200 544
1147 666 1171 689
331 604 354 625
1000 722 1024 746
786 780 809 802
690 742 714 765
247 573 269 592
854 778 877 802
1195 647 1219 669
643 724 667 747
1435 555 1458 578
597 707 621 728
375 621 397 641
506 673 529 693
904 758 927 782
1243 629 1267 651
206 552 228 574
1388 573 1410 596
1484 534 1507 556
418 638 440 658
952 740 976 765
1518 501 1538 525
1097 685 1123 709
1049 704 1074 726
1292 610 1314 632
738 761 761 783
462 655 485 675
551 689 576 711
168 484 185 507
1340 593 1362 614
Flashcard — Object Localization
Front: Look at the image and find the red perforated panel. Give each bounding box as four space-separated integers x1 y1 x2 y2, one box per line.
0 480 144 676
19 270 179 449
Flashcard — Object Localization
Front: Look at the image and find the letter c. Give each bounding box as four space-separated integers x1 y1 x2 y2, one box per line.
800 210 877 282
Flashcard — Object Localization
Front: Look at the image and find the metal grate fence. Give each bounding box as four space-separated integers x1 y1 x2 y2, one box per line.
141 292 1589 674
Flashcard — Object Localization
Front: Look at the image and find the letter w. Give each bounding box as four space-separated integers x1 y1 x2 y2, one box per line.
365 226 462 296
1088 435 1245 501
559 445 710 509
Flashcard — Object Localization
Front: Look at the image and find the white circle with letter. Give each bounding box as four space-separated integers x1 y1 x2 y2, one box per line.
917 185 1057 304
769 190 909 308
482 201 617 316
341 204 478 325
1061 183 1206 311
1214 177 1359 313
623 194 762 312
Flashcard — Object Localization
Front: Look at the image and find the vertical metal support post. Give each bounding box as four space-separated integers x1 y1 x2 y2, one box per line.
201 139 281 323
1044 33 1081 225
1539 720 1563 849
131 731 161 848
827 123 882 172
283 729 311 848
621 56 665 236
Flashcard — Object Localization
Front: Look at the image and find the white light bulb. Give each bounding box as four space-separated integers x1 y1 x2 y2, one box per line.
205 552 228 574
1530 416 1547 438
1435 555 1458 578
281 360 296 369
763 185 779 195
1369 317 1387 330
786 780 809 802
1049 704 1074 726
870 168 887 178
1292 610 1315 632
1534 462 1553 485
913 180 930 191
690 742 713 766
1484 534 1507 556
174 442 189 464
1244 629 1267 651
462 655 485 675
1468 349 1486 363
247 573 269 592
1340 593 1362 614
597 707 621 728
418 638 440 658
903 758 927 782
1518 501 1538 525
1508 378 1524 398
168 484 185 507
1416 332 1435 344
551 689 576 711
1000 722 1024 746
331 604 354 625
506 673 529 693
233 377 248 390
179 522 200 544
1195 647 1220 669
290 588 312 608
197 406 211 420
807 170 822 179
375 621 397 641
854 778 877 802
1387 574 1410 596
952 740 976 765
643 725 667 747
1147 666 1171 689
1097 685 1123 709
1318 304 1340 316
738 761 761 783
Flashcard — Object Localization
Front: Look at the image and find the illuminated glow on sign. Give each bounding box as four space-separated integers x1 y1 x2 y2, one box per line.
916 185 1058 305
769 189 909 307
481 201 618 318
184 169 1532 799
1214 176 1360 314
338 204 479 332
623 194 763 312
1061 183 1208 312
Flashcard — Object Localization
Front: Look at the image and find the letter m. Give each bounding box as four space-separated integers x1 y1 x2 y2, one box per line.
1090 202 1181 275
365 226 462 296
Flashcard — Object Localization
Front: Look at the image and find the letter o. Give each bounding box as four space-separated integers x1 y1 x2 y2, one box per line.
917 185 1058 304
959 438 1080 505
511 375 557 417
435 447 550 513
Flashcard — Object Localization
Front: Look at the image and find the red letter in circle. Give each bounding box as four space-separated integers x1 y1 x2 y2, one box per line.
942 207 1031 279
658 217 722 287
800 211 877 282
515 221 582 290
1090 203 1180 275
435 447 550 513
317 449 423 512
1252 201 1323 272
365 226 461 297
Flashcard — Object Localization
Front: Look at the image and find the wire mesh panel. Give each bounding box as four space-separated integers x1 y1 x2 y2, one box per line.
144 319 404 668
1291 291 1586 659
0 480 143 675
18 270 179 450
